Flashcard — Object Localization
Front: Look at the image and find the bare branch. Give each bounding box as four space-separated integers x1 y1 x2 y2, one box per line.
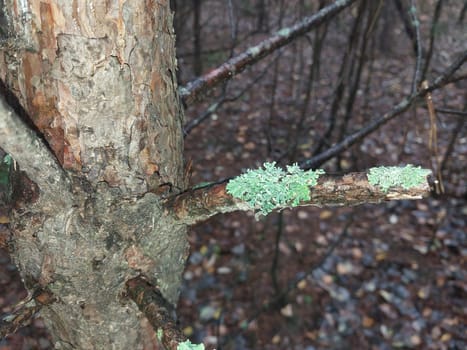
313 0 365 156
179 0 357 105
0 95 71 200
301 49 467 170
184 52 281 136
302 96 415 170
440 117 465 172
435 108 467 117
427 50 467 91
165 172 431 226
126 276 186 350
409 0 424 93
421 0 443 80
172 51 465 226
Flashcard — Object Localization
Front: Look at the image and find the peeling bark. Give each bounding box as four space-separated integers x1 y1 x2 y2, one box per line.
0 0 184 193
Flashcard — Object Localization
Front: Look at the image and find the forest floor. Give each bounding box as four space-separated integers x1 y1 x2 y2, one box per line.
1 1 466 350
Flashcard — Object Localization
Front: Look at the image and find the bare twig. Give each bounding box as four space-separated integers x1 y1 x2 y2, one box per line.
179 0 357 105
440 117 465 172
288 21 328 162
336 0 377 169
422 80 444 194
421 0 443 80
192 0 202 76
409 0 424 93
184 98 225 136
459 1 466 23
435 108 467 117
283 217 352 298
440 72 467 85
313 0 365 155
265 50 282 154
427 50 467 92
271 211 285 297
302 96 416 170
393 0 417 53
184 53 281 135
301 50 467 170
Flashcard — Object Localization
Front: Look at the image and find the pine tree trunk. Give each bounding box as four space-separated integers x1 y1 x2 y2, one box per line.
0 1 187 348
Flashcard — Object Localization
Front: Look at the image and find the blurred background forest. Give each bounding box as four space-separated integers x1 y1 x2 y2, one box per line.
1 0 466 349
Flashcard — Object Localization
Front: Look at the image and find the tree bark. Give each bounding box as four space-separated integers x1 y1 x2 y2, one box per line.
0 1 188 349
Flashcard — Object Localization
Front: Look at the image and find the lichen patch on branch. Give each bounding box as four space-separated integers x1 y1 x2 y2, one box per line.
367 165 431 193
226 162 324 218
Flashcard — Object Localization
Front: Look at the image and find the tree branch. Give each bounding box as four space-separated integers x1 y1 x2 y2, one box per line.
409 0 424 93
170 50 465 226
0 95 71 201
301 49 467 170
126 276 187 350
184 52 281 136
165 172 431 226
435 108 467 117
179 0 357 105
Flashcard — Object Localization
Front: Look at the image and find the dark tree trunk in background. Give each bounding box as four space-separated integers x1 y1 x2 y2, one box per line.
193 0 203 76
0 1 188 348
256 0 269 32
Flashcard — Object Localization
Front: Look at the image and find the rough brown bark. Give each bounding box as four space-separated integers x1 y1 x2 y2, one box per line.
1 1 188 349
0 0 184 192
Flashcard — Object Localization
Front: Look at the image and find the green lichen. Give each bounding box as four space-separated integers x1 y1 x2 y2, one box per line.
247 45 261 57
276 28 291 37
177 340 205 350
367 165 430 192
0 154 12 186
157 328 163 341
226 162 324 218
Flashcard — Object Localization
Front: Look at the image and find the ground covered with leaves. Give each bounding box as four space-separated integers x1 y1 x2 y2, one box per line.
1 1 466 349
